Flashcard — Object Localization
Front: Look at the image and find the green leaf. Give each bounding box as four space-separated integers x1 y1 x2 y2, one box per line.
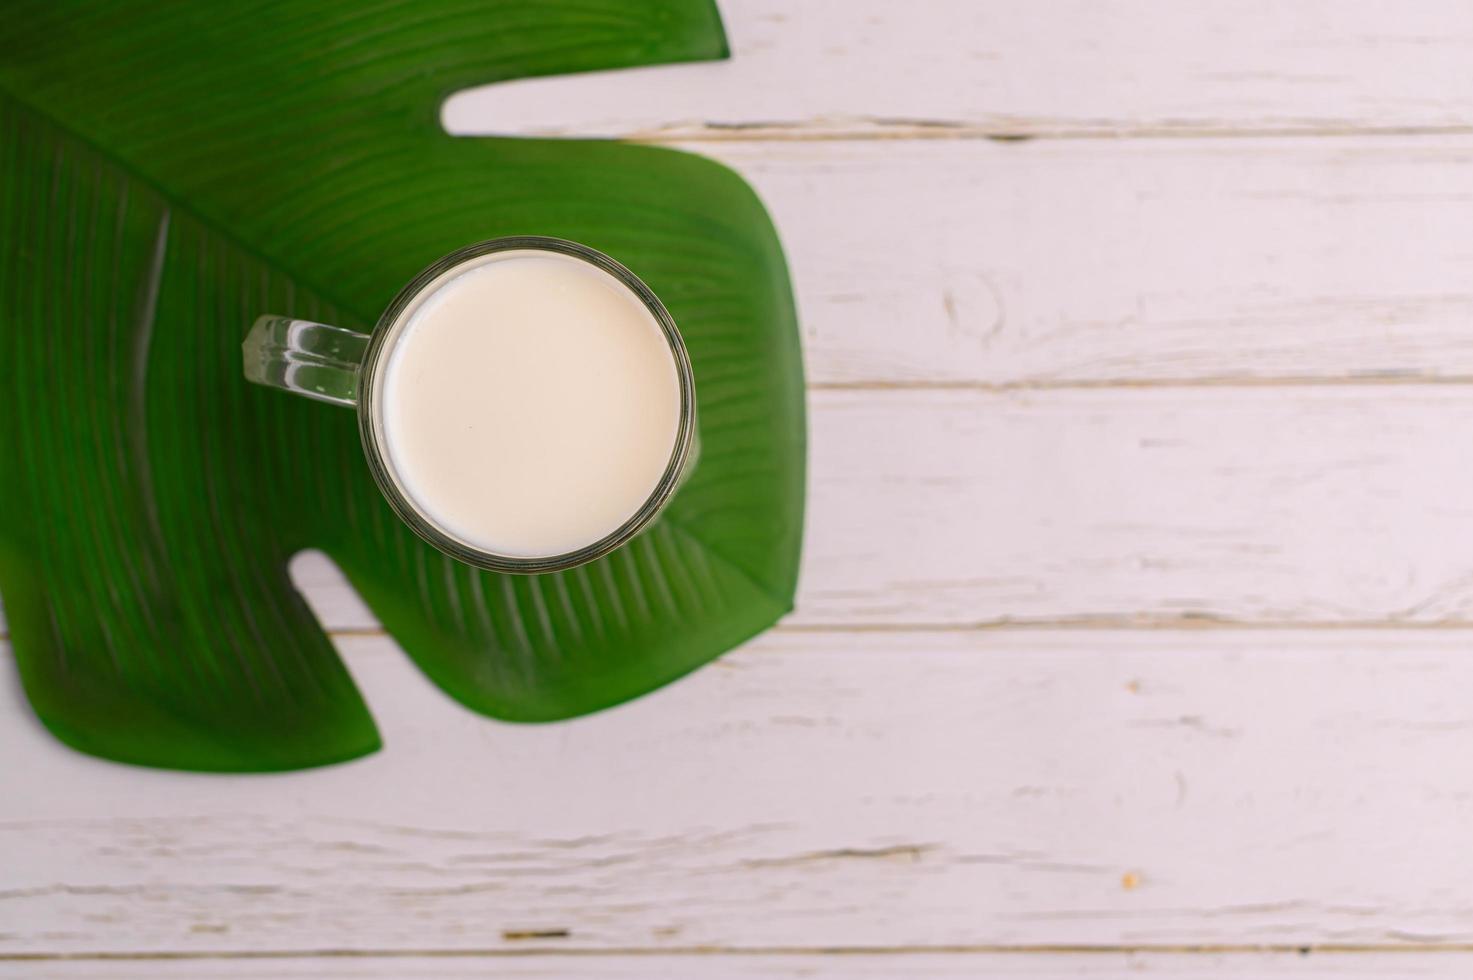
0 0 804 771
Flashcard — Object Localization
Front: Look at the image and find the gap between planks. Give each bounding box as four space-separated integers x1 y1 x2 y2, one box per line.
15 942 1473 961
14 618 1473 646
811 376 1473 393
538 121 1473 144
310 618 1473 641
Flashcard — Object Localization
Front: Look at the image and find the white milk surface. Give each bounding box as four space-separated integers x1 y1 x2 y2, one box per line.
379 250 681 558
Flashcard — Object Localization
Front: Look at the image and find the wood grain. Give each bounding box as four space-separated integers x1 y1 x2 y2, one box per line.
6 951 1473 978
285 385 1473 631
445 0 1473 140
7 629 1473 954
690 137 1473 386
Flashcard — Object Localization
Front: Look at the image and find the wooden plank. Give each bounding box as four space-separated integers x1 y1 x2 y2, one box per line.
7 951 1473 978
7 629 1473 953
690 138 1473 386
444 0 1473 140
288 385 1473 630
14 383 1473 636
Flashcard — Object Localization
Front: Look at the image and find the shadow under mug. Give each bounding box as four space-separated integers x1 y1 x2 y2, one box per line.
242 236 698 574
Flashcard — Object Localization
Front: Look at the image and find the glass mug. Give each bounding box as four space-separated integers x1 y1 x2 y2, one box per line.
243 237 697 574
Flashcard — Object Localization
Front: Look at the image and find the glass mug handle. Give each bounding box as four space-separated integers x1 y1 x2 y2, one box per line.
242 315 369 409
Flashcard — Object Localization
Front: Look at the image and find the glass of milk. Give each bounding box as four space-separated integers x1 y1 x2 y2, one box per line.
243 237 697 573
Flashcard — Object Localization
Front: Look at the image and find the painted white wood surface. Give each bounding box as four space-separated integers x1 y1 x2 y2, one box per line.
6 951 1473 979
291 386 1473 631
8 630 1473 953
688 138 1473 386
445 0 1473 140
9 1 1473 976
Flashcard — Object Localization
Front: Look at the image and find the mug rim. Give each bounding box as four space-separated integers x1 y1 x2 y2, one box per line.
355 236 697 574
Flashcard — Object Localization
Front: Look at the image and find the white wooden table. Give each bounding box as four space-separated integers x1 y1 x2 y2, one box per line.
9 2 1473 976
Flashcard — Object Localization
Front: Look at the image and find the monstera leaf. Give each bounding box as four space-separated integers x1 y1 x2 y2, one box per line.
0 1 804 770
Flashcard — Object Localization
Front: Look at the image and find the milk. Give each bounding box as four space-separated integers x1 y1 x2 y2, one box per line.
377 250 682 558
